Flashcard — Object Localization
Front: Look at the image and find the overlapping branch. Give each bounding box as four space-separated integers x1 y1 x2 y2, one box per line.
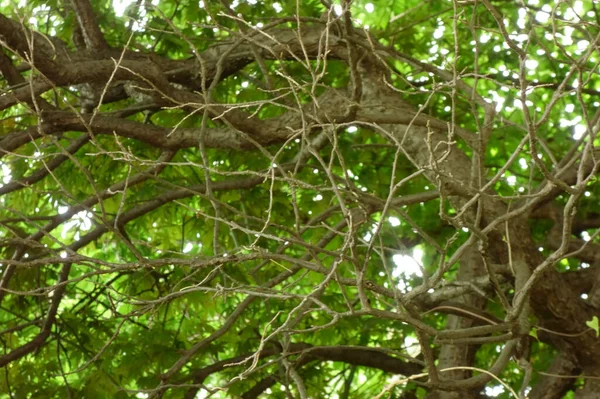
1 1 600 398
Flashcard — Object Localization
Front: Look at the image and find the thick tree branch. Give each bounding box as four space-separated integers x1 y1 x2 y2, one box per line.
0 263 71 367
0 134 90 196
69 0 109 51
183 343 423 399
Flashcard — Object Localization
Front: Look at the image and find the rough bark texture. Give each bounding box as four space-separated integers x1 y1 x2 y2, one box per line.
2 2 600 398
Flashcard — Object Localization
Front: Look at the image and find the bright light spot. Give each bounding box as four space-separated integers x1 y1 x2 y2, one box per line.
565 104 575 113
485 385 505 397
519 158 528 169
273 2 282 13
365 3 374 13
333 4 343 15
414 247 423 262
577 40 590 52
433 25 445 39
113 0 135 17
525 59 539 70
60 251 67 259
347 126 358 133
0 163 11 185
462 227 469 232
58 206 69 214
183 243 193 253
404 335 421 357
480 33 491 43
538 247 544 252
517 8 527 29
514 33 529 43
585 191 591 197
582 263 590 268
536 10 550 24
560 27 574 46
313 168 319 174
506 175 517 186
564 6 578 21
392 248 423 281
241 81 249 88
389 217 401 226
514 98 523 108
560 115 582 128
313 194 323 201
61 212 89 236
573 124 587 140
582 231 591 242
489 90 505 112
582 293 589 299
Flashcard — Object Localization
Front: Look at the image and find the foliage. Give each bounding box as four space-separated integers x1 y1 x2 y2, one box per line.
1 0 600 398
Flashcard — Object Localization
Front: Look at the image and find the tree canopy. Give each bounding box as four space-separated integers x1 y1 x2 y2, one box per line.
1 0 600 398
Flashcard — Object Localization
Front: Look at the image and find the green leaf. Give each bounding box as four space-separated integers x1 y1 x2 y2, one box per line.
587 316 600 337
529 328 539 342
